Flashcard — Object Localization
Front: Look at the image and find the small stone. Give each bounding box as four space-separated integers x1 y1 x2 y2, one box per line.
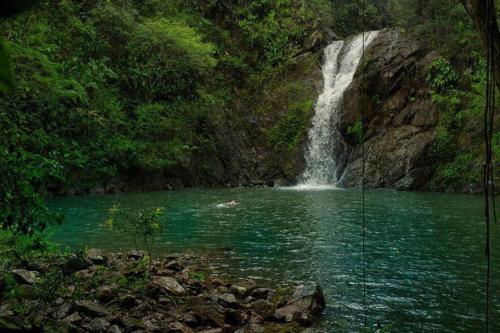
152 276 185 295
247 324 265 333
96 285 117 302
0 304 14 318
0 318 22 331
249 288 271 300
107 324 122 333
63 253 90 273
75 300 111 317
167 321 193 333
274 304 303 323
176 270 189 282
11 269 39 285
62 312 83 324
208 277 225 287
81 317 111 332
192 301 225 328
239 280 257 293
127 250 144 260
86 249 107 265
165 260 182 272
120 316 146 330
217 293 239 308
120 294 139 308
230 285 247 298
54 302 71 319
181 312 198 327
243 296 257 304
224 308 244 326
158 297 170 305
250 299 274 318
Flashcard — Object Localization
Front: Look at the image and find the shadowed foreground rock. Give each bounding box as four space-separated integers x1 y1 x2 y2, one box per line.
0 249 326 333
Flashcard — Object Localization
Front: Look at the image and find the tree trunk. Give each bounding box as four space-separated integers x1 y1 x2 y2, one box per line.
461 0 500 91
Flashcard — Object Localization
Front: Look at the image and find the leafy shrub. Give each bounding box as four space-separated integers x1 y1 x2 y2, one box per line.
426 57 458 93
106 206 165 266
268 99 313 151
347 119 363 144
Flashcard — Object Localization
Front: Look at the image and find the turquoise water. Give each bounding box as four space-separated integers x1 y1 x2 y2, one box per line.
48 188 499 332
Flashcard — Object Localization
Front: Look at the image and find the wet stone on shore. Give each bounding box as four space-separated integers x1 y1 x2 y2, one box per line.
0 249 326 333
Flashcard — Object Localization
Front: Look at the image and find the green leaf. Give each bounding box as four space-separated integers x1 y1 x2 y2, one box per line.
0 40 13 93
0 0 39 18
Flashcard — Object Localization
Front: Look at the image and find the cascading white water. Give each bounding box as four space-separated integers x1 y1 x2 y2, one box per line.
297 31 379 189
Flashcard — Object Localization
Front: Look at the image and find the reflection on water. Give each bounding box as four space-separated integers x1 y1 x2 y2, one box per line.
48 188 500 332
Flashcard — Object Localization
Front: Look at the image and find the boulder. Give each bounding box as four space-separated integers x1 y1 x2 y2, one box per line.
288 285 325 315
11 269 39 285
152 276 185 295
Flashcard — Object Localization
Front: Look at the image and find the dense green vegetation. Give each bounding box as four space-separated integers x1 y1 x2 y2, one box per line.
0 0 499 235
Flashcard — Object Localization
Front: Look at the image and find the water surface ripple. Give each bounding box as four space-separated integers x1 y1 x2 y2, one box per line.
48 188 500 332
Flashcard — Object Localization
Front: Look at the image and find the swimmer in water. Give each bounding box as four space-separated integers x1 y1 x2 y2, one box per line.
216 200 239 208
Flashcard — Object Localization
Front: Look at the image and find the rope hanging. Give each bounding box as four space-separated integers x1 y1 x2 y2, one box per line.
484 1 497 332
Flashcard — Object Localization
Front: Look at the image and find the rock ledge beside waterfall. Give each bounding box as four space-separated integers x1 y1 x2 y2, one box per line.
337 29 439 190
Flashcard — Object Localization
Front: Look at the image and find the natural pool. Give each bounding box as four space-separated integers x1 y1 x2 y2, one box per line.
48 187 499 332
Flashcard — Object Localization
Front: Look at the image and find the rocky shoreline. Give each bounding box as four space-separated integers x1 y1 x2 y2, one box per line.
0 249 326 333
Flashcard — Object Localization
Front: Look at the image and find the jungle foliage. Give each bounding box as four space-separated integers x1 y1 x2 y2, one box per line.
0 0 498 234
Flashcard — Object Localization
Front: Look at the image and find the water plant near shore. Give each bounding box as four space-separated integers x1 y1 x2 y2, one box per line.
105 206 165 268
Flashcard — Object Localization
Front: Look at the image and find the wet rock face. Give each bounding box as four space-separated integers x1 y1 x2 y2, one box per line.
337 29 439 190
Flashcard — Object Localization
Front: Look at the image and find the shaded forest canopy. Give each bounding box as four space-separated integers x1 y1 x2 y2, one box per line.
0 0 499 234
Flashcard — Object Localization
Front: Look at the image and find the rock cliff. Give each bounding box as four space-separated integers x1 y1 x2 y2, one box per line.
336 29 439 190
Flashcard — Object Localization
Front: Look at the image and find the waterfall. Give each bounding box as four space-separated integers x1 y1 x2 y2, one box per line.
297 31 379 189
